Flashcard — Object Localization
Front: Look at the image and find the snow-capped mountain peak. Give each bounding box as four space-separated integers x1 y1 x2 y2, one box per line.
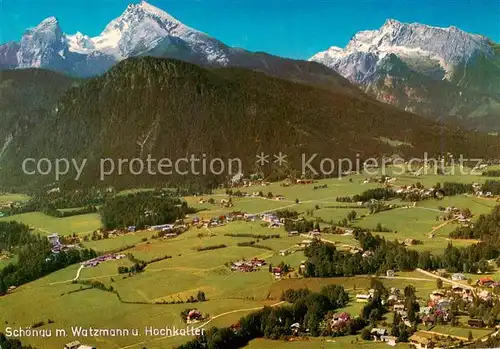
91 0 189 58
311 19 494 83
0 0 231 74
65 31 95 54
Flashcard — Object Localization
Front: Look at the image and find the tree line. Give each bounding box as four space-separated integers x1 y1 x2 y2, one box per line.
0 233 96 295
100 191 195 230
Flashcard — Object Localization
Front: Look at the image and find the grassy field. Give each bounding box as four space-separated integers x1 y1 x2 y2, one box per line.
2 169 498 349
0 193 30 203
0 212 102 235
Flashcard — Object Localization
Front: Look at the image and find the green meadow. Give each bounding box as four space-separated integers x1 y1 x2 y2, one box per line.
0 211 102 235
1 167 498 348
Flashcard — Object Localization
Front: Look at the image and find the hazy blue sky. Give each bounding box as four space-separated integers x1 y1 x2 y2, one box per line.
1 0 499 59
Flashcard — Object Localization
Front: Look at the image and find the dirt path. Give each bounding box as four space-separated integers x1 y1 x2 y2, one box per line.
427 221 450 237
415 268 474 290
378 276 434 282
194 301 285 330
418 330 468 341
48 264 84 285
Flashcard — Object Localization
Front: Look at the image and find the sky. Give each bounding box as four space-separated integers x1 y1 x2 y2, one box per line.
0 0 499 59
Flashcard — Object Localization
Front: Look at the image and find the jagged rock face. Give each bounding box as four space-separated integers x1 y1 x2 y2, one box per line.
0 42 20 69
16 17 67 69
310 19 500 129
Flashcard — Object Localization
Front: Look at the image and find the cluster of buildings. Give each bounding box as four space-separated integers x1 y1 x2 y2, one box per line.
83 253 126 268
437 206 473 227
190 211 287 229
46 233 78 254
394 185 436 200
472 182 493 198
230 258 266 272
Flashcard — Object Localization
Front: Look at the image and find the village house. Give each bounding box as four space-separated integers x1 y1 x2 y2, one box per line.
272 267 283 279
186 309 203 323
356 293 372 303
478 277 495 287
330 312 351 328
261 213 278 223
290 322 301 335
370 328 387 341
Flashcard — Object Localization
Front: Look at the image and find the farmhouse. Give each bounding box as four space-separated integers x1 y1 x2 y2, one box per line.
370 328 387 341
